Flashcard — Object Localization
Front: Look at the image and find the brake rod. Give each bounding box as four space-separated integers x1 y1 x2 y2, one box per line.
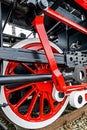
0 74 52 87
0 72 74 88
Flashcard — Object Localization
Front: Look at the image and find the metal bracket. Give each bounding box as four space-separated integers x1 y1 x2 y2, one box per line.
0 103 9 108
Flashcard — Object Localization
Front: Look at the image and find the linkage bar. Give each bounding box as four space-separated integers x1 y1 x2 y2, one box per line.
0 47 65 65
0 48 86 68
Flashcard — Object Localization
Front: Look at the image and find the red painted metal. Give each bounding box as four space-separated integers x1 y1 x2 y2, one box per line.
46 8 87 35
4 42 67 122
66 83 87 94
75 0 87 10
2 2 87 128
85 93 87 101
32 16 66 92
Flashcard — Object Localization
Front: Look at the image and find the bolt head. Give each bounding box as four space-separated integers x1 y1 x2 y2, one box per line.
38 0 48 10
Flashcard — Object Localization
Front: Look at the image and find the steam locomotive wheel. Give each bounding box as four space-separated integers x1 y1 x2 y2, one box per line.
0 38 68 129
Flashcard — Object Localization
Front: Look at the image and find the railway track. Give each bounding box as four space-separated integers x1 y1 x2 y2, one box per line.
0 105 87 130
38 105 87 130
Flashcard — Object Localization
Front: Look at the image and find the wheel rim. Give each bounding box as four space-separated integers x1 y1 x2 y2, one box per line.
0 38 68 129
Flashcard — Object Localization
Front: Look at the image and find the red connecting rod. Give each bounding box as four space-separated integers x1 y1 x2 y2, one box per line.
32 16 66 92
46 8 87 35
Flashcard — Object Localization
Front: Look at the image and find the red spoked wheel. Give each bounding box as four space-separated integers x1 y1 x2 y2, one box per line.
0 38 68 129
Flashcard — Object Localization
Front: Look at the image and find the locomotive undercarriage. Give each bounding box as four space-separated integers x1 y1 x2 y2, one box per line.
0 0 87 129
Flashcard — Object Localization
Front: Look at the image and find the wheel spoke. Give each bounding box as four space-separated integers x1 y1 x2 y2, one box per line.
14 87 36 110
6 83 34 94
26 91 39 118
47 94 54 111
21 63 36 74
40 93 44 117
8 63 19 74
